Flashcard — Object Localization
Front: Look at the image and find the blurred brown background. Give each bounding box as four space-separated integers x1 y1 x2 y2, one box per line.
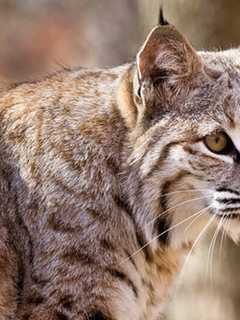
2 0 240 82
1 1 240 319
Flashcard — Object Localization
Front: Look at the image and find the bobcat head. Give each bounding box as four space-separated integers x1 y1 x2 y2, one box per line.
118 25 240 249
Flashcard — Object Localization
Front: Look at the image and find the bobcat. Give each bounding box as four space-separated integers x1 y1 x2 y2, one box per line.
0 24 240 320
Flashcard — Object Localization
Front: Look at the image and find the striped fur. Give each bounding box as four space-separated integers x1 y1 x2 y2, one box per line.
0 25 240 320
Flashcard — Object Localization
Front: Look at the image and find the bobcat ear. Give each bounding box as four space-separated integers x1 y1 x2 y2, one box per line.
136 25 203 106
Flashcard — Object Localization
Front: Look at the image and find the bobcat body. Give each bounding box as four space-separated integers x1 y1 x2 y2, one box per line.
0 25 240 320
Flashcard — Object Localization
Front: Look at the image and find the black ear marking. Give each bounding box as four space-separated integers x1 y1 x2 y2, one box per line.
159 6 169 26
136 74 142 99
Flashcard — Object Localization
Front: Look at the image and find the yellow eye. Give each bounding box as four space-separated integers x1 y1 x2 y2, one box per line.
204 132 228 153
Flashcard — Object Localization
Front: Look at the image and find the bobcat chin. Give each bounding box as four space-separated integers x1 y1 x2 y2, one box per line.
0 24 239 320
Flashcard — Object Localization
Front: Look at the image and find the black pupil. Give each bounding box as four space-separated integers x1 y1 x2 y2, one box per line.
215 136 222 144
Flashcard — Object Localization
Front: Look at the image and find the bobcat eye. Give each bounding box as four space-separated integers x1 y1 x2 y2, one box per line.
204 132 230 154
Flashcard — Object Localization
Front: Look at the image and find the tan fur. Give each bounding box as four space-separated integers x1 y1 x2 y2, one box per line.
116 66 137 130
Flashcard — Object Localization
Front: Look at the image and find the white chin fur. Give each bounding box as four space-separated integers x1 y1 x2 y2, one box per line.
170 211 211 250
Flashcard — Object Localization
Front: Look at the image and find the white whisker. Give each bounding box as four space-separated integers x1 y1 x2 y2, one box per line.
178 212 215 286
148 195 211 226
121 208 212 265
184 205 211 234
160 188 210 197
207 216 223 285
219 214 228 260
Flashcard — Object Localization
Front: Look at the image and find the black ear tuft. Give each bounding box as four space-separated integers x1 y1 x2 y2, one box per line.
159 7 169 26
